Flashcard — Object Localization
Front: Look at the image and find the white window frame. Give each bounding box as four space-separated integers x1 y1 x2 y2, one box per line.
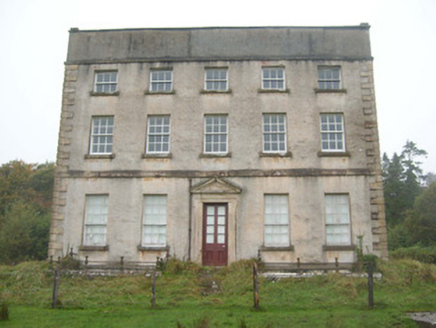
262 113 287 153
264 195 290 247
204 68 228 91
150 69 173 92
318 66 342 90
89 116 114 155
204 115 228 154
142 195 167 247
94 71 118 94
83 195 109 247
320 113 345 152
325 194 351 246
146 115 171 154
262 67 285 90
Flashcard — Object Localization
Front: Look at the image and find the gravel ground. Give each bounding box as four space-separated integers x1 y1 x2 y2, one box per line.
409 313 436 327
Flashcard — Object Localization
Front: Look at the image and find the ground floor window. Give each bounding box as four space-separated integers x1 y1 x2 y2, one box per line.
142 195 167 247
264 195 290 247
83 195 109 246
325 194 351 245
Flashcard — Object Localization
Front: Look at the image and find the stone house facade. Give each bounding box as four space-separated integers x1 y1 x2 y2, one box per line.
48 25 387 267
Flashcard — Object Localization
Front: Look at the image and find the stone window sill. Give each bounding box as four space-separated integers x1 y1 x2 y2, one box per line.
137 246 169 252
260 245 295 252
79 245 109 252
142 153 172 159
314 88 347 94
317 151 350 157
323 245 356 251
89 91 120 97
258 89 290 94
144 90 176 95
200 89 232 94
84 154 116 160
259 151 292 158
199 152 232 158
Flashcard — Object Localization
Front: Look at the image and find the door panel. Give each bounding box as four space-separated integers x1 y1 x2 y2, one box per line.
203 204 228 266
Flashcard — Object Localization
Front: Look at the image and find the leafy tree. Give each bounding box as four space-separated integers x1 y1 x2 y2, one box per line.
0 161 55 263
404 182 436 246
0 161 54 216
29 163 55 213
0 202 50 263
0 161 35 217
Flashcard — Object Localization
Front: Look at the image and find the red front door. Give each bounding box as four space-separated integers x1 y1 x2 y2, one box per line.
202 204 228 266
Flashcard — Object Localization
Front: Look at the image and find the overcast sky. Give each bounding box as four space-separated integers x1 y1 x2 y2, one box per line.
0 0 435 173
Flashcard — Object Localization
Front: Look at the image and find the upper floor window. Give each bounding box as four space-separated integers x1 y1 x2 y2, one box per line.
262 67 285 90
90 116 114 155
146 116 171 154
325 194 351 246
264 195 290 247
320 114 345 152
150 69 173 92
94 71 118 94
204 115 228 154
262 114 287 153
205 68 228 91
83 195 109 247
318 67 341 90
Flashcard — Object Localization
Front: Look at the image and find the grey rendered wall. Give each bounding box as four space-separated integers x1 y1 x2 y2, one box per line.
49 26 387 263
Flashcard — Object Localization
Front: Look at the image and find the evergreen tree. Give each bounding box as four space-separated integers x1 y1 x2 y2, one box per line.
382 141 427 228
404 182 436 246
401 141 427 209
383 152 407 227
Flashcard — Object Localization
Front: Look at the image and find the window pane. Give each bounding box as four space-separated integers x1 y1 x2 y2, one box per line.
320 114 345 151
318 67 341 90
205 68 228 91
325 195 351 245
204 115 228 153
142 195 167 246
84 195 108 246
147 116 170 154
150 70 172 92
263 114 286 153
94 72 118 93
262 68 285 90
90 117 114 155
264 195 289 246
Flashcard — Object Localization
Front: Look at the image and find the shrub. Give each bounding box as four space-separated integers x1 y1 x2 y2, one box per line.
390 245 436 264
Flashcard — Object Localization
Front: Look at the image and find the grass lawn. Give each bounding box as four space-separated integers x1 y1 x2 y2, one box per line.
1 259 435 327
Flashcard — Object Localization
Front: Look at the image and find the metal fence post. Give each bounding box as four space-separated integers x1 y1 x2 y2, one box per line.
52 262 60 309
368 261 374 309
253 262 259 310
151 271 156 308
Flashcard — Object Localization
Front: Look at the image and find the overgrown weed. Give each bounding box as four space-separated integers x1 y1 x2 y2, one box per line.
217 259 255 296
0 259 435 326
378 258 436 286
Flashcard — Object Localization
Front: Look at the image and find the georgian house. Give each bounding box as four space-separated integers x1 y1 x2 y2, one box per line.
49 25 387 268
